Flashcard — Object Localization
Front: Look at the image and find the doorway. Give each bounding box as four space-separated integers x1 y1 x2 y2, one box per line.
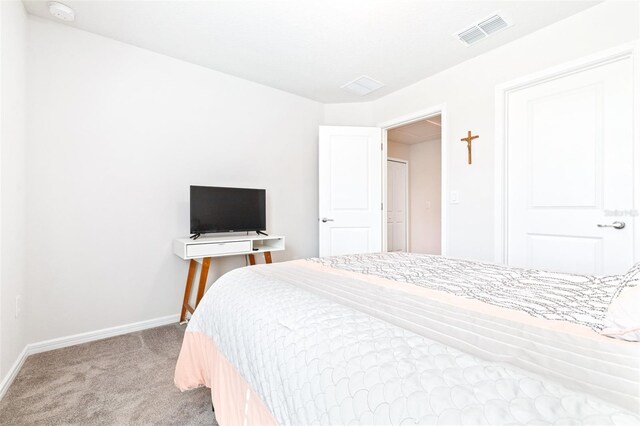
318 108 446 258
386 115 442 254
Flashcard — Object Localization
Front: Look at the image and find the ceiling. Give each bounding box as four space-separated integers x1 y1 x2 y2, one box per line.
23 1 599 103
388 115 441 145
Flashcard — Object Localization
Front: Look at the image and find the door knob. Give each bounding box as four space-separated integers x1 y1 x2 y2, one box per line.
321 218 334 223
597 221 626 230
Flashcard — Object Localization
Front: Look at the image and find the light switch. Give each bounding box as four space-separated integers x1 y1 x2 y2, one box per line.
450 191 460 204
426 201 431 210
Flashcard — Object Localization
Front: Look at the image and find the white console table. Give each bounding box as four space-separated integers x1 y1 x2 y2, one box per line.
173 234 285 322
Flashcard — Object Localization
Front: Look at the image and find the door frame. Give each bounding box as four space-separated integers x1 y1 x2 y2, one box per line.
494 43 640 265
387 157 410 252
378 104 448 255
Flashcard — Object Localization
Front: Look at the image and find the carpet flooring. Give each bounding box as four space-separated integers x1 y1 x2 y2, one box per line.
0 324 217 425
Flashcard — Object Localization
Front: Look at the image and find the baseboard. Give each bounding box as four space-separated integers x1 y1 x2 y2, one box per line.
0 346 29 400
27 314 181 355
0 314 180 400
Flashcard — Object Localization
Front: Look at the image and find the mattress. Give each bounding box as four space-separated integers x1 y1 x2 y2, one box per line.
175 253 640 425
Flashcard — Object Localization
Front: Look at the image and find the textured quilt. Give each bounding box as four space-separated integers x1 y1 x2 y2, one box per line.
310 252 622 331
175 254 640 425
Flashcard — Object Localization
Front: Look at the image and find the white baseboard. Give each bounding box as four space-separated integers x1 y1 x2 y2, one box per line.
0 314 180 400
27 314 180 354
0 346 29 401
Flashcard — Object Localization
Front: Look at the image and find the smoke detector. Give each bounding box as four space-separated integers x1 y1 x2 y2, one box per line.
341 76 385 96
455 13 511 46
48 2 75 22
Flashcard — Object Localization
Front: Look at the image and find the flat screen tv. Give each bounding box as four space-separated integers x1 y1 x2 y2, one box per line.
190 186 266 235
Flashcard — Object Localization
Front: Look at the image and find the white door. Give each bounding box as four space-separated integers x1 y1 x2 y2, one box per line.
507 57 633 275
387 159 408 252
319 126 382 257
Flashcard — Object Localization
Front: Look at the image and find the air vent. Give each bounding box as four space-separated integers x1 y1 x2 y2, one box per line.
478 15 509 35
455 12 512 46
341 76 385 96
458 27 486 45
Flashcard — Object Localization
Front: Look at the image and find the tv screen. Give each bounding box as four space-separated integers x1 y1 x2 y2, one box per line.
190 186 266 234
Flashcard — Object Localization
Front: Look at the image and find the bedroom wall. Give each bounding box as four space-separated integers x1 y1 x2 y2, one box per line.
25 17 323 343
324 0 640 262
0 1 29 380
323 102 373 126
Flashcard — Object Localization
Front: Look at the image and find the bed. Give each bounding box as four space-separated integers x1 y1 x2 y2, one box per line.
175 252 640 425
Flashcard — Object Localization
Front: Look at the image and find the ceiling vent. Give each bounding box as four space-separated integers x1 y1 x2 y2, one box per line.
341 76 385 96
456 13 511 46
458 27 486 45
478 15 509 35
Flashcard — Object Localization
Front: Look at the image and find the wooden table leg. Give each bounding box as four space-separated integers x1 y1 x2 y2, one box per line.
180 259 198 323
195 257 211 307
248 252 272 265
180 257 212 323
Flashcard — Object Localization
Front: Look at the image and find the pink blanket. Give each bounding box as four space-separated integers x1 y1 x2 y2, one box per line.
175 331 277 426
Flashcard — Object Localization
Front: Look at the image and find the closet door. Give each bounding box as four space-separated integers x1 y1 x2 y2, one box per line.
507 57 633 275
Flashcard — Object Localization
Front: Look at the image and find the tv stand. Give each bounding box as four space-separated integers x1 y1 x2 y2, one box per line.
256 230 269 236
190 233 201 240
173 234 285 322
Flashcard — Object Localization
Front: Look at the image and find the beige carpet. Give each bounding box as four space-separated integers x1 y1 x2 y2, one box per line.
0 324 217 425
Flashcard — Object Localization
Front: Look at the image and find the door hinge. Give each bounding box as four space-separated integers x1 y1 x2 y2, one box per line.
381 143 383 151
381 202 383 210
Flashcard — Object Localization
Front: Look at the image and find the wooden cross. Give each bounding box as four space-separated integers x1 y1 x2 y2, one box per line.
460 130 479 164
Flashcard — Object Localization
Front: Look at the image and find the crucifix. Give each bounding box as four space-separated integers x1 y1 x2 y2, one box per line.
460 130 479 164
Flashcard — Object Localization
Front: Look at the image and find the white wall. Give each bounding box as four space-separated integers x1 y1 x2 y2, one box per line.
0 1 28 380
326 1 640 261
408 139 441 255
323 102 373 126
26 17 323 343
0 1 28 381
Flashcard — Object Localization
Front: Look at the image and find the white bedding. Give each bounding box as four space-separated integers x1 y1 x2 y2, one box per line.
311 253 623 331
183 254 640 425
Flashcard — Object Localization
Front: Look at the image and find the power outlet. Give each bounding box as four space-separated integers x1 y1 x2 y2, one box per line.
15 295 22 319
